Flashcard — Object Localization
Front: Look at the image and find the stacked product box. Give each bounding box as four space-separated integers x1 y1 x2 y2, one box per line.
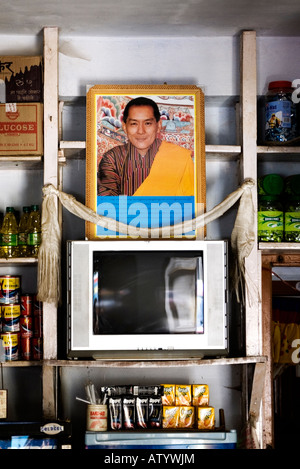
0 56 43 156
103 383 215 431
161 384 214 430
0 275 42 361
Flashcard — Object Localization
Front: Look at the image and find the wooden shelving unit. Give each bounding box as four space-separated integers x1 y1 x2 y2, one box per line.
1 27 299 449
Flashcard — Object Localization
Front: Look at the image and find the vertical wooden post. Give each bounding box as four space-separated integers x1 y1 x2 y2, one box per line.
42 26 59 418
240 31 262 357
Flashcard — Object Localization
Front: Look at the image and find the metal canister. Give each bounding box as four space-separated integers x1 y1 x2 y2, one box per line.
32 337 42 360
20 294 32 316
0 276 20 304
1 304 21 332
33 295 43 315
20 337 32 360
1 332 19 361
20 315 33 338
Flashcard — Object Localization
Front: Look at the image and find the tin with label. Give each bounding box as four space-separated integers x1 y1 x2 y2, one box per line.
1 332 19 361
21 337 32 360
1 304 21 332
20 294 32 316
20 315 33 337
32 337 42 360
0 276 20 304
86 404 107 432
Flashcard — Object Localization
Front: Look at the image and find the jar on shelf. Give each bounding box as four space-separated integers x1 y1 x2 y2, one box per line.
264 80 298 144
284 196 300 242
258 196 284 242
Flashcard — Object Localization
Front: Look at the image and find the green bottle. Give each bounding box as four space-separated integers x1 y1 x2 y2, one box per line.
27 205 41 257
1 207 19 258
258 196 284 242
18 206 31 257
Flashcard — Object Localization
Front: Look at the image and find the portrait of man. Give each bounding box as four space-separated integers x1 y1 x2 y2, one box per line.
97 96 195 197
86 85 205 239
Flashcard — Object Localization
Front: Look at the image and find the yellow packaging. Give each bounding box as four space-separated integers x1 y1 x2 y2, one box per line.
162 406 179 428
192 384 209 406
0 103 43 156
179 406 194 428
161 384 175 406
175 384 192 406
197 406 215 430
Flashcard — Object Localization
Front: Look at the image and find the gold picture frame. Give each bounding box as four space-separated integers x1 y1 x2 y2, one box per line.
86 84 206 239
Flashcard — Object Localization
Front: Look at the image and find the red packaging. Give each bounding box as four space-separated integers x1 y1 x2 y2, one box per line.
20 294 32 316
21 337 31 360
32 337 42 360
33 295 43 315
20 316 33 338
33 315 42 338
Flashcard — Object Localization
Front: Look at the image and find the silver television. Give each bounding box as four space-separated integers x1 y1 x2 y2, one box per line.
66 239 229 360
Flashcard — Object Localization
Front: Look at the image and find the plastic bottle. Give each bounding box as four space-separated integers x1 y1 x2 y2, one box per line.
27 205 41 257
1 207 19 258
264 81 298 144
284 196 300 242
258 196 284 242
18 206 31 257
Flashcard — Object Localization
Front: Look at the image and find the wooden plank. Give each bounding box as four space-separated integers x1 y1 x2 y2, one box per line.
43 27 59 362
42 364 56 419
240 31 262 357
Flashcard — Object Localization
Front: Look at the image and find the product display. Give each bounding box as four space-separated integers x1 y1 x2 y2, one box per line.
0 204 42 258
258 173 300 242
81 382 216 432
0 275 43 361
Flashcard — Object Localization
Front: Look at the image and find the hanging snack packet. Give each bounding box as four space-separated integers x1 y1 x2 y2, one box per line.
109 397 122 430
123 396 135 429
148 396 162 428
136 396 149 428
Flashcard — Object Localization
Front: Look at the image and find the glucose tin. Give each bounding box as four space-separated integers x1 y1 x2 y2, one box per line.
0 276 20 304
1 304 21 332
1 332 19 361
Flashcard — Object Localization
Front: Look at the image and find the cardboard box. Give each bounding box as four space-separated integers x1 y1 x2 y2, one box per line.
0 103 43 156
0 56 43 103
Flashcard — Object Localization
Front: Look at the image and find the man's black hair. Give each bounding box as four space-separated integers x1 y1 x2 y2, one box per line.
123 97 161 123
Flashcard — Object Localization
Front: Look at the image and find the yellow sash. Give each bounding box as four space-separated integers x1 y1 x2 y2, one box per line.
133 141 194 196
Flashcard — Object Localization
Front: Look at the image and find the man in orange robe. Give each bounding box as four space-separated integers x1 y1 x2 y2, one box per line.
97 97 194 197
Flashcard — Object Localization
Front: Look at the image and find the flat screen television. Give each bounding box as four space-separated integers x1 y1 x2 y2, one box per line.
66 239 229 359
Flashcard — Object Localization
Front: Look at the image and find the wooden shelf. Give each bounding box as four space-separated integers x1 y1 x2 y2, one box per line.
259 242 300 252
45 356 267 368
0 257 38 265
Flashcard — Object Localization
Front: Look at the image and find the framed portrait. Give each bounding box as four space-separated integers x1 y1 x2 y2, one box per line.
86 84 206 239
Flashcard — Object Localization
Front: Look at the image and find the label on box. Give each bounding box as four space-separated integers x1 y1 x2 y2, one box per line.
0 56 43 103
0 103 43 155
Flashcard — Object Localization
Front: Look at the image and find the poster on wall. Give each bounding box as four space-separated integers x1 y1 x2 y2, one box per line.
85 84 206 239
